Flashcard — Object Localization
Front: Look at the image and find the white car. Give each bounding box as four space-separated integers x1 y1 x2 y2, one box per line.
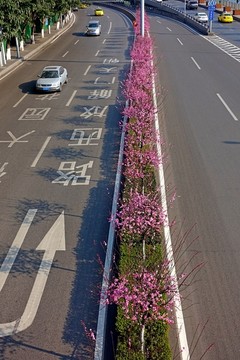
36 66 68 92
86 20 101 36
194 12 208 23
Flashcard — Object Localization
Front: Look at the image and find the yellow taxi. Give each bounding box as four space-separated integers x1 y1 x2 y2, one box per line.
218 12 233 23
79 3 88 9
95 8 104 16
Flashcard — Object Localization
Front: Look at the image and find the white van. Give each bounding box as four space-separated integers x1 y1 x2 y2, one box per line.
186 0 198 9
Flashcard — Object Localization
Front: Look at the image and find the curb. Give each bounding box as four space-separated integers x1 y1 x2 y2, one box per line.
0 14 76 79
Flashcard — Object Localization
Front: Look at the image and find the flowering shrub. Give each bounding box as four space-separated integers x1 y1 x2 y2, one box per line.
116 190 167 240
108 265 178 325
108 9 173 359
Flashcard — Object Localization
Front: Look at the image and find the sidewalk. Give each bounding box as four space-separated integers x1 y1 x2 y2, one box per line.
0 13 75 79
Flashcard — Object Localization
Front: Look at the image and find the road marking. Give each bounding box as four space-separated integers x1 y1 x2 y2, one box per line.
95 50 100 57
202 34 240 63
102 39 106 44
0 211 66 337
0 63 23 81
157 20 162 24
13 93 28 108
66 90 77 107
31 136 51 167
0 209 37 292
19 108 51 121
108 21 112 34
177 38 183 45
84 65 91 76
0 130 35 147
151 40 190 360
217 93 238 121
74 40 79 45
191 56 201 70
166 26 172 32
62 51 69 57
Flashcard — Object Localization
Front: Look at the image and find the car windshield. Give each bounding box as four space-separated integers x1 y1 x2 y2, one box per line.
41 71 59 78
88 23 98 28
199 13 207 16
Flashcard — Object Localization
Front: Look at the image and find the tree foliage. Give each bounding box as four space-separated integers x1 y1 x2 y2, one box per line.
0 0 76 40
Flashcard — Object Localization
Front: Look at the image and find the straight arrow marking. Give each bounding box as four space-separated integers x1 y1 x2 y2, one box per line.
0 211 66 337
0 209 37 293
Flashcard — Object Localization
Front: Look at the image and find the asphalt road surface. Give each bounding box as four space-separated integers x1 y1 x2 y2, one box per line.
149 11 240 360
0 6 132 360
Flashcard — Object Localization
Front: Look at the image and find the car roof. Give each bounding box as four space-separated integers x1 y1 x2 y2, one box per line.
43 66 62 71
88 20 100 24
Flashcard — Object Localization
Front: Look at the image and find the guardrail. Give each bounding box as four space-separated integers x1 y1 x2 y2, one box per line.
145 0 210 34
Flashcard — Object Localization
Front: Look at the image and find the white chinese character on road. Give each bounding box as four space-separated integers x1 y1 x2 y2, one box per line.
100 67 117 74
68 128 102 146
94 76 115 85
52 161 94 185
18 108 51 120
0 130 35 147
36 94 60 101
88 89 112 100
103 58 119 64
80 106 108 119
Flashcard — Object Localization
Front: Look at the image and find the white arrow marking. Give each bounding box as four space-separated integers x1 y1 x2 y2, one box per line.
0 209 37 292
0 211 65 337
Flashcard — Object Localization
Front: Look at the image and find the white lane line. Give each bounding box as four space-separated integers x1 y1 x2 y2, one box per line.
102 39 106 44
62 51 69 57
74 40 79 45
177 38 183 45
166 27 172 32
108 21 112 34
216 93 238 121
31 136 51 167
157 20 162 24
13 93 28 108
150 39 190 360
95 50 100 56
191 56 201 70
84 65 91 76
0 62 23 81
0 209 37 292
66 90 77 107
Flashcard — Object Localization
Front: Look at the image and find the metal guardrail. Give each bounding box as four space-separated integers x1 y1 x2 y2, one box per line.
145 0 210 34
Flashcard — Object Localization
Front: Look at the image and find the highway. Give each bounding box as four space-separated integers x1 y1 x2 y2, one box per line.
149 9 240 360
0 6 133 360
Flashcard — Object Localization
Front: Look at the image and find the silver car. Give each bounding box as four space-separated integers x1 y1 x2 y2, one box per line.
194 12 208 23
86 20 101 36
36 65 68 92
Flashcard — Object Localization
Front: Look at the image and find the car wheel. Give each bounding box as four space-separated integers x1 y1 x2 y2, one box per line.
59 84 62 92
65 76 68 84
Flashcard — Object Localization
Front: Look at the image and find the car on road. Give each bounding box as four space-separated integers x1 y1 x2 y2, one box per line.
186 0 198 9
86 20 101 36
218 11 233 23
193 12 208 23
79 3 88 8
95 8 104 15
36 66 68 92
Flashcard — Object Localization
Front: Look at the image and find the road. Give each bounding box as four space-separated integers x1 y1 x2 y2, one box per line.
0 6 132 360
149 10 240 360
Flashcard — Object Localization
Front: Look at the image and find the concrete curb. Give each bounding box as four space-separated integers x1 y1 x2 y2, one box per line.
0 14 75 79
